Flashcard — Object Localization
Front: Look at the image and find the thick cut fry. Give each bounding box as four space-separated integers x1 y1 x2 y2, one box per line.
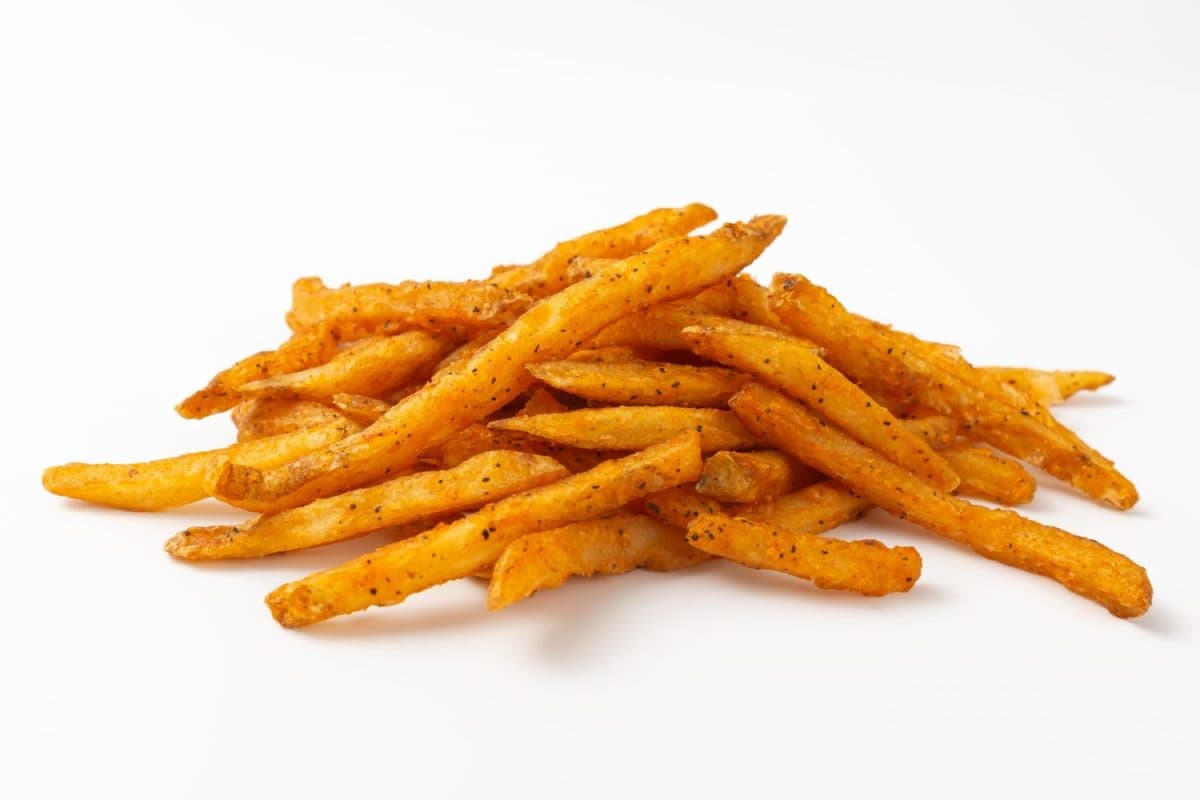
695 450 820 505
982 367 1114 406
683 319 959 491
165 451 568 560
730 383 1151 617
489 407 757 453
265 432 704 627
486 513 706 610
771 274 1138 509
527 360 749 407
287 278 528 335
741 481 873 532
43 421 359 511
433 424 607 473
177 324 339 419
329 393 391 425
687 513 921 596
238 331 454 402
488 204 717 298
940 444 1036 506
232 397 349 442
213 216 785 513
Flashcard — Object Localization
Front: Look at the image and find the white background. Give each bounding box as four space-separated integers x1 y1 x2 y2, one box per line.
2 2 1197 798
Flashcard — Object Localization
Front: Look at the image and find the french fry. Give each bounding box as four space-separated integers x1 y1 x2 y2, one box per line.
695 450 820 505
238 331 454 402
177 324 339 419
527 359 749 407
770 274 1138 509
329 393 391 426
686 513 921 596
565 346 650 363
489 407 758 453
165 450 568 560
901 415 961 449
730 382 1151 617
683 319 960 491
232 397 349 442
433 424 608 473
486 513 706 610
940 444 1036 506
589 292 743 351
264 432 704 627
487 203 717 298
981 367 1114 406
213 216 785 512
43 420 359 511
517 386 569 416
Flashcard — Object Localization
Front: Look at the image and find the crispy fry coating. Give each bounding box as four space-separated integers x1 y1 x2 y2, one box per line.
232 397 349 442
730 383 1151 617
687 513 921 596
516 386 569 416
683 319 959 491
940 444 1036 506
264 432 704 627
43 421 358 511
486 513 705 610
329 393 391 425
165 450 568 560
213 216 785 512
982 367 1115 406
770 274 1138 509
433 424 607 473
489 407 757 453
527 359 749 407
695 450 819 504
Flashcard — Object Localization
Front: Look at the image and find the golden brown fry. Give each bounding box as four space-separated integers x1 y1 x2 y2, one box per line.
489 407 757 453
213 216 785 513
329 393 391 426
590 293 742 351
488 204 717 298
264 432 704 627
741 481 873 533
686 513 921 596
564 256 620 285
433 424 607 473
695 450 820 505
982 367 1115 406
177 324 339 419
771 274 1138 509
486 513 706 610
238 331 454 402
43 421 359 511
517 386 569 416
232 397 349 442
901 415 961 449
730 382 1151 617
565 346 650 363
940 444 1036 506
165 450 568 560
683 319 959 491
527 359 749 407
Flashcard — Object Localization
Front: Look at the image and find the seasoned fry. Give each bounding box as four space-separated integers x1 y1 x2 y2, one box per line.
695 450 820 505
487 513 706 610
329 393 391 426
517 386 569 416
43 421 359 511
687 513 921 596
771 274 1138 509
433 424 607 473
264 432 704 627
489 407 758 453
213 216 785 512
238 331 454 402
683 319 959 491
730 383 1151 617
565 346 649 363
982 367 1114 406
527 359 749 407
487 203 717 298
165 450 568 560
177 324 339 419
940 444 1036 506
232 397 349 442
901 415 961 449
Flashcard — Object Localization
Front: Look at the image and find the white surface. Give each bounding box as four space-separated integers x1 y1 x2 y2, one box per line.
2 2 1198 798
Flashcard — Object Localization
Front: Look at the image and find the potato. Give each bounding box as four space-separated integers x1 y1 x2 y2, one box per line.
695 450 819 504
489 407 758 453
165 450 568 560
770 274 1138 509
43 420 358 511
487 203 717 298
232 397 349 442
940 444 1036 506
486 513 706 610
527 359 749 407
212 216 786 512
433 424 608 473
730 382 1151 617
329 393 391 425
683 319 960 491
982 367 1114 406
264 431 704 627
516 386 569 416
686 513 921 596
238 331 454 402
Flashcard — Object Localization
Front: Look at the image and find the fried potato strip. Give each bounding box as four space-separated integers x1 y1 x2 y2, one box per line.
730 383 1151 617
489 407 757 453
527 359 749 407
695 450 819 504
329 393 391 426
940 444 1036 506
232 397 349 442
264 432 703 627
982 367 1114 406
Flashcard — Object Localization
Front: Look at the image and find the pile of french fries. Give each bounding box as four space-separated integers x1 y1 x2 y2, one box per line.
43 204 1151 626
